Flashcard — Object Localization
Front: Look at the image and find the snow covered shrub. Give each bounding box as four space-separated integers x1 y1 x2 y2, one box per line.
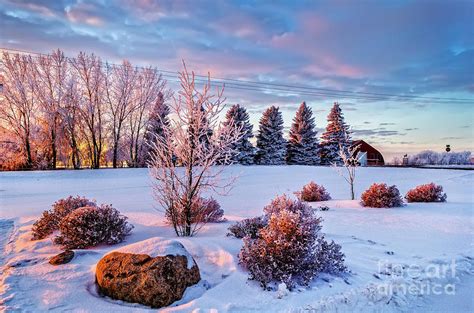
227 216 267 239
262 194 312 216
405 183 447 203
168 197 225 227
361 183 404 208
54 205 133 249
32 196 96 240
296 181 331 202
193 197 225 223
239 196 345 289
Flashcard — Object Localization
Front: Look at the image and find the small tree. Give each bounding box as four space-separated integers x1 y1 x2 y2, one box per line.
255 106 286 165
149 62 243 237
332 142 360 200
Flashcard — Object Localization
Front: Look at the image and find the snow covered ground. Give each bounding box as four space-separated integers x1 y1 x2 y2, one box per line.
0 166 473 312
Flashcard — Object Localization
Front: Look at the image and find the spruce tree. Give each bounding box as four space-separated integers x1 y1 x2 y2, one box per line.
286 102 320 165
320 102 351 164
255 106 286 165
222 104 255 164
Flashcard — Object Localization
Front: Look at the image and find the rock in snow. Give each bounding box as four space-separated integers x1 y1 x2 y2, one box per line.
95 238 200 308
49 250 75 265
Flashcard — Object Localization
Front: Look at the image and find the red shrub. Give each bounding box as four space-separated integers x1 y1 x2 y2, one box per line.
361 183 403 208
168 196 225 226
194 197 225 223
239 195 346 290
296 181 331 202
32 196 96 240
405 183 447 203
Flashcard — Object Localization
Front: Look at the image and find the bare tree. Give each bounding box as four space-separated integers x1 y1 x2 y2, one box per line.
0 52 37 168
127 67 167 167
105 60 138 168
33 49 69 169
332 142 361 200
71 52 106 169
149 62 243 236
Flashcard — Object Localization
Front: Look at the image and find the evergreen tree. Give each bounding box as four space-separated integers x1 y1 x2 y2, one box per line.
222 104 255 164
286 102 320 165
255 106 286 165
142 93 169 165
320 102 351 164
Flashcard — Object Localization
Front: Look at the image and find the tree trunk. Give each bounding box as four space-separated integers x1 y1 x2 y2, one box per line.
71 134 80 169
51 128 57 169
113 142 119 168
351 183 355 200
25 137 33 169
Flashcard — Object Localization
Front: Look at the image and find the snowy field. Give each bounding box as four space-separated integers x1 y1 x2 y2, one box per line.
0 166 473 312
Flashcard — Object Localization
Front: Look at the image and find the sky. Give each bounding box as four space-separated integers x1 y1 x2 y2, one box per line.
0 0 473 160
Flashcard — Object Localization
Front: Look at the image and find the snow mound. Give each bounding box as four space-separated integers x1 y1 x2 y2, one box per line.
110 237 196 269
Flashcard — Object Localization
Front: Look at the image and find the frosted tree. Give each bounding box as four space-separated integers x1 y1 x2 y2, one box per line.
286 102 320 165
141 92 169 166
221 104 255 164
71 52 106 169
0 52 37 168
320 102 351 164
105 60 138 168
149 62 243 237
61 76 82 169
332 141 361 200
255 106 286 165
127 67 167 167
33 49 69 169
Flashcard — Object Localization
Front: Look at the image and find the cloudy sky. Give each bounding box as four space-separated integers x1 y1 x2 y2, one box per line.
1 0 473 160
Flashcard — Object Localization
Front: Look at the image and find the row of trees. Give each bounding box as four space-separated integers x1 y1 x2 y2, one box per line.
222 101 351 166
0 49 352 170
0 50 168 170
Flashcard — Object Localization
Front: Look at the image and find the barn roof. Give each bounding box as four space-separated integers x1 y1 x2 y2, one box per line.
352 139 385 165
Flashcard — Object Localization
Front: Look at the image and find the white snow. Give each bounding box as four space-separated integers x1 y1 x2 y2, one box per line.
112 238 196 269
0 166 473 312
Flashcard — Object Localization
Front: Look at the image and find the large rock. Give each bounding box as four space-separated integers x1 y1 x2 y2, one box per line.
95 238 200 308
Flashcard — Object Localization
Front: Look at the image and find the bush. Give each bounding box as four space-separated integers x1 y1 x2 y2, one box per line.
168 196 225 226
405 183 447 203
239 196 345 289
32 196 96 240
361 183 404 208
263 194 311 216
193 197 225 223
227 216 267 239
54 205 133 249
296 182 331 202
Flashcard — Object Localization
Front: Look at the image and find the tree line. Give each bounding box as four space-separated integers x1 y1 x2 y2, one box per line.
0 50 168 170
222 101 351 166
0 49 351 170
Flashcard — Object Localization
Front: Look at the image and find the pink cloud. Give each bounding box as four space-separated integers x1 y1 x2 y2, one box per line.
65 3 105 27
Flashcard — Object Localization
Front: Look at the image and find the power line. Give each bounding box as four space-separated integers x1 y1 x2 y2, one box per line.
1 47 473 104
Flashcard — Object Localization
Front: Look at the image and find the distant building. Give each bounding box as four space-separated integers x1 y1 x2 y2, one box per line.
352 140 385 166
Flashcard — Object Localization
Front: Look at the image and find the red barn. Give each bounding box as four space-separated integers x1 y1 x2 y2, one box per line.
352 140 385 166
